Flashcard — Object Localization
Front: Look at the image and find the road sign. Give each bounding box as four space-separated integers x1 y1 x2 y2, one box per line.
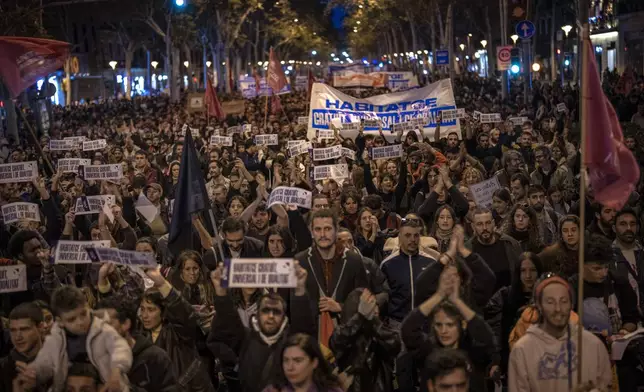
516 20 535 39
436 50 449 65
496 46 512 71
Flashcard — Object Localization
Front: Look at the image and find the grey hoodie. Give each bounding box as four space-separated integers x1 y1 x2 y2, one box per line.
508 323 612 392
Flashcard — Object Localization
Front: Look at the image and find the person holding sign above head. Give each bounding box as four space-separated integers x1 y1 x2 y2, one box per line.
207 260 315 392
202 217 264 268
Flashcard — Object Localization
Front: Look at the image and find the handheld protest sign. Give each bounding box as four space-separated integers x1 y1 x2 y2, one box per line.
54 240 111 264
1 202 40 224
0 161 38 184
0 264 27 293
221 258 297 288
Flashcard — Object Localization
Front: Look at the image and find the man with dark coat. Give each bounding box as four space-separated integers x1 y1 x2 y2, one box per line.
207 261 315 392
203 217 264 269
97 296 179 392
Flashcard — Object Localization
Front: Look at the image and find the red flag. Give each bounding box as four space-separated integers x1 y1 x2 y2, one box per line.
205 76 225 121
267 47 288 93
271 94 282 115
253 68 262 94
0 37 70 98
582 38 639 209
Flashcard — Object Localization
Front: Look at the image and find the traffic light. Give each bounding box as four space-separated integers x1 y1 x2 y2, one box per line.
510 48 521 74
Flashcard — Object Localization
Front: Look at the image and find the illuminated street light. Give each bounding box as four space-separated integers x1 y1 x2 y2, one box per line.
109 61 118 70
510 34 519 44
150 61 158 69
474 52 481 59
183 61 189 68
294 19 298 22
175 0 185 6
311 50 317 55
532 63 541 72
459 44 465 51
316 61 321 66
561 25 572 37
423 50 428 54
206 61 211 67
468 33 472 37
480 40 487 48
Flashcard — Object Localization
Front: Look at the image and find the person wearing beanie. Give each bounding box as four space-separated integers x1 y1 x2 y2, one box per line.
508 273 612 392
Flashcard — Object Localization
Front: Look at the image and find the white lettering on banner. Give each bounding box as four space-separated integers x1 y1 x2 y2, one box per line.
508 117 529 126
238 77 292 98
74 195 115 215
1 202 40 224
289 141 311 157
479 113 502 123
371 144 403 160
82 139 107 151
313 164 349 181
85 246 157 267
381 72 420 91
254 134 279 146
288 140 306 148
223 258 297 288
439 108 466 121
312 145 343 161
83 164 123 181
63 136 86 145
227 126 243 135
470 177 501 208
267 187 312 209
316 130 335 140
0 265 27 293
0 161 38 184
557 103 567 112
308 80 460 139
49 139 77 151
242 124 252 133
210 136 233 147
341 147 356 160
297 116 309 125
54 240 111 264
58 158 91 173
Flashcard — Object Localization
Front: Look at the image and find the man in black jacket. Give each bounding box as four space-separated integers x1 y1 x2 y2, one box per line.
96 296 179 392
203 217 264 269
0 302 45 392
207 260 315 392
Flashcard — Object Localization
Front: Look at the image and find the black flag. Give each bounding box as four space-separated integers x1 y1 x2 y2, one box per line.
168 131 209 256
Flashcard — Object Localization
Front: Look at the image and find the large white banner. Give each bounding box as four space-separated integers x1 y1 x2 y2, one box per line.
238 77 291 99
307 80 460 140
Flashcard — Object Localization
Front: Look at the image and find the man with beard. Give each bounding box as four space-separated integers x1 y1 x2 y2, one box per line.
588 203 616 242
1 303 45 392
508 275 612 391
495 150 525 188
247 202 271 242
207 260 314 392
530 146 573 200
527 185 559 246
295 209 368 347
468 207 522 293
510 173 530 204
203 217 264 268
205 160 230 199
611 208 644 312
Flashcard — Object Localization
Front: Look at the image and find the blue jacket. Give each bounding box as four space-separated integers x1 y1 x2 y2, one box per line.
380 250 436 322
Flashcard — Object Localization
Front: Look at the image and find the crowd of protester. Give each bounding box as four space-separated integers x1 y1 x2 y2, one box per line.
0 68 643 392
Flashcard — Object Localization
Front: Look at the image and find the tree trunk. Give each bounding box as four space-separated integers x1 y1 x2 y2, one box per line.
550 2 557 81
430 0 437 72
398 25 409 56
224 48 232 93
407 10 418 52
485 6 494 77
447 3 454 80
202 38 208 89
184 45 194 92
125 42 134 99
254 20 260 65
437 2 445 47
172 46 181 97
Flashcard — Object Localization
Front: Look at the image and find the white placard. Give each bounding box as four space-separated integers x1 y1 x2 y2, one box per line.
227 126 243 134
210 135 233 146
1 202 40 224
556 103 567 112
74 195 115 215
223 258 296 288
267 187 312 209
82 139 107 151
182 124 188 133
49 139 77 151
371 144 403 160
83 164 123 181
473 111 482 121
288 140 306 148
312 145 343 161
289 141 311 157
64 136 86 145
242 124 252 133
54 240 111 264
85 246 157 267
439 108 466 121
313 164 349 181
0 264 27 293
469 177 501 208
0 162 38 184
135 193 159 224
316 130 335 140
341 147 356 160
297 116 309 125
508 117 529 126
255 134 279 146
58 158 91 173
479 113 502 123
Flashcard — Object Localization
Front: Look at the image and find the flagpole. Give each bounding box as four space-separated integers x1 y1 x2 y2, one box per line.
264 94 269 129
576 0 590 385
17 108 55 175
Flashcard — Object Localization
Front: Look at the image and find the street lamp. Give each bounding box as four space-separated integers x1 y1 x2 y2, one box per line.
561 25 572 37
480 40 487 48
150 61 158 69
311 50 317 55
109 61 118 70
511 35 519 45
108 61 118 97
206 61 212 67
532 63 541 72
459 44 465 51
175 0 185 6
183 61 189 68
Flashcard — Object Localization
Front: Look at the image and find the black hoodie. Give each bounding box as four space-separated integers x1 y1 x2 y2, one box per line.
129 334 179 392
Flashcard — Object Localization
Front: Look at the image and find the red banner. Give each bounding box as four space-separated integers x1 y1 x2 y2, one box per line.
267 47 288 94
0 37 70 98
205 76 225 121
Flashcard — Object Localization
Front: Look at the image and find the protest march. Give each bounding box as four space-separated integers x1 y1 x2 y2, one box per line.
2 5 644 391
